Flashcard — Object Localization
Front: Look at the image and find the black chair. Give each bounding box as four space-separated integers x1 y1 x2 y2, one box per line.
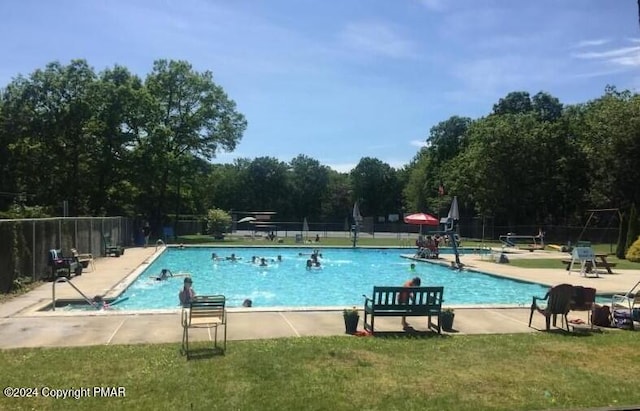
48 249 82 279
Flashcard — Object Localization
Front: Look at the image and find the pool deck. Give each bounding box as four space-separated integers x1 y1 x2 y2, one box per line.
1 245 639 350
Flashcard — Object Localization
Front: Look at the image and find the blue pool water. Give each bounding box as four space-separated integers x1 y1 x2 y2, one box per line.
68 247 549 310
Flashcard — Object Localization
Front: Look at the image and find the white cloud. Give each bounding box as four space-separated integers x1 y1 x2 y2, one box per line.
339 21 415 58
410 139 428 148
573 38 610 48
573 45 640 67
573 46 640 59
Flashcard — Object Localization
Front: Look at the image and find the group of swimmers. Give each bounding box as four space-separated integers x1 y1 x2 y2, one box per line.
304 249 322 269
251 255 283 266
211 252 241 261
211 252 284 267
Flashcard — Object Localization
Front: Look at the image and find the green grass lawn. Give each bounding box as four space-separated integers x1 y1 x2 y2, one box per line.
1 332 640 410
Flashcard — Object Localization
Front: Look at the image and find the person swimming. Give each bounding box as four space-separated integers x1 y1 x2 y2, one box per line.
150 268 172 281
91 295 109 310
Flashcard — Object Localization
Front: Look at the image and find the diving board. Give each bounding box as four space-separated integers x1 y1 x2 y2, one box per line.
499 234 544 251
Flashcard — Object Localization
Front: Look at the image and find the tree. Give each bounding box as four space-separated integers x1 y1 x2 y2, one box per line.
579 90 640 210
140 60 247 229
289 155 330 220
350 157 400 218
244 157 291 214
627 203 640 255
532 92 563 122
426 116 472 163
0 60 98 215
492 91 532 115
321 170 351 220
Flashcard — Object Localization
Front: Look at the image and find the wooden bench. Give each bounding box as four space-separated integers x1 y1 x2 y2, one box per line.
562 260 617 274
363 286 444 334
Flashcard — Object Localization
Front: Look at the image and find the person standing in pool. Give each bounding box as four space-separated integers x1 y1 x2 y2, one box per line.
179 277 196 307
399 276 421 328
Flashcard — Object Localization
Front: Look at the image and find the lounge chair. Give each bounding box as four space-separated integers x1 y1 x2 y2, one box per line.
611 280 640 330
528 283 574 331
71 248 95 272
102 233 124 257
47 249 83 279
181 295 227 359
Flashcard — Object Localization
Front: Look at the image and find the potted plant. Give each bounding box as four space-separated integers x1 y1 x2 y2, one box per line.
441 308 455 331
343 307 360 334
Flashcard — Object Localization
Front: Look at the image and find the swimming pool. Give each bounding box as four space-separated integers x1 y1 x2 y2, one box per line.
65 247 548 310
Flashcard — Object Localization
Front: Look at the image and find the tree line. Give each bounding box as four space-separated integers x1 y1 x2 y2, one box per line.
0 60 639 253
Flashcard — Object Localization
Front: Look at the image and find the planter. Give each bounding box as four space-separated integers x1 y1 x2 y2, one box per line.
344 314 360 334
441 312 455 331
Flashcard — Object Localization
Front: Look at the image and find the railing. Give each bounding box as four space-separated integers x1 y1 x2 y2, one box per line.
51 277 94 311
155 239 166 252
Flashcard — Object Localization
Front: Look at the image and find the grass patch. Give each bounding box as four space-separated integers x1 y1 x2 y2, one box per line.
507 257 639 270
1 332 640 410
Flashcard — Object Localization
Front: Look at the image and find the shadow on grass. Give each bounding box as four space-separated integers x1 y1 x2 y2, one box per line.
370 325 451 339
182 346 225 360
531 327 603 337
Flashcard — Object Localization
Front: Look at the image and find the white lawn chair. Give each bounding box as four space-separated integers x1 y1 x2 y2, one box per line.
611 279 640 329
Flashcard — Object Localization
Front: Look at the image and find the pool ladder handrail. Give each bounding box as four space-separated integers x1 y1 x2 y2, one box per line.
155 239 165 252
51 277 94 311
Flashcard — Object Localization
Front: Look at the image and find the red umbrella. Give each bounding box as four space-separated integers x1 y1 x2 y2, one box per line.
404 213 439 226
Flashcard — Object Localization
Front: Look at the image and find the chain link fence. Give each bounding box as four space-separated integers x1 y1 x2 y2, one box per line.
0 217 132 292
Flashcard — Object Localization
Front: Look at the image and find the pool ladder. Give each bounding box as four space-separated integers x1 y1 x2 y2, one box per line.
155 239 165 252
51 277 94 311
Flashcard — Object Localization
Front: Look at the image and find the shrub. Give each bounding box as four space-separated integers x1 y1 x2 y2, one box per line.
626 236 640 262
206 208 232 236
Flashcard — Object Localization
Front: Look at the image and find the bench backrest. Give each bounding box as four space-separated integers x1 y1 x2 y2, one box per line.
188 295 226 322
370 286 443 311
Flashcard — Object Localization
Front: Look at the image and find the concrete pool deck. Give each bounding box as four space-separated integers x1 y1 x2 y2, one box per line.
1 245 639 349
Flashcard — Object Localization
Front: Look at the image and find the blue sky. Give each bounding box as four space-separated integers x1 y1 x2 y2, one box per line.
1 0 638 172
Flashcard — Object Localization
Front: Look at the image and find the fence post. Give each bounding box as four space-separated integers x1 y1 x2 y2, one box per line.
32 220 36 281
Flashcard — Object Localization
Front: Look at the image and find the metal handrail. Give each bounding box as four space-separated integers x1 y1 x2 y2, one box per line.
51 277 94 311
155 239 165 252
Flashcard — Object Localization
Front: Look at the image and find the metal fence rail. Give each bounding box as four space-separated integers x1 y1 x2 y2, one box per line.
0 217 131 292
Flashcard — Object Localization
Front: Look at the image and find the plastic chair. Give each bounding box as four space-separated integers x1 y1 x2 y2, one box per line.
529 283 573 331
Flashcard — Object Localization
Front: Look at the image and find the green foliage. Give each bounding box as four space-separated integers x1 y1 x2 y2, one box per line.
205 208 232 235
626 236 640 262
2 57 640 232
492 91 533 115
351 157 401 218
0 203 50 219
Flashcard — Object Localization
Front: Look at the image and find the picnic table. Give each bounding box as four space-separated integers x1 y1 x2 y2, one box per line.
562 253 616 274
